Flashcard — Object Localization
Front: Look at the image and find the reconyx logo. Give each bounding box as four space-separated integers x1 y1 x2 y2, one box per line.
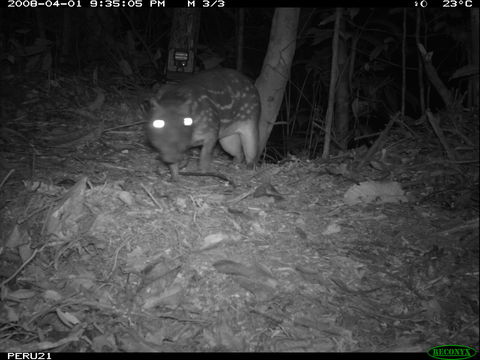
428 345 478 360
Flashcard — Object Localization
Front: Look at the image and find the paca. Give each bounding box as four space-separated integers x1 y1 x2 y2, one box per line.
146 68 260 179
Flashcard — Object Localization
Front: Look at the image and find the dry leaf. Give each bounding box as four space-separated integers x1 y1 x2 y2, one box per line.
18 243 33 263
45 176 88 239
43 290 63 302
56 308 80 327
7 289 36 300
3 305 19 322
6 225 30 249
118 191 135 206
344 181 407 205
199 233 229 251
142 284 184 310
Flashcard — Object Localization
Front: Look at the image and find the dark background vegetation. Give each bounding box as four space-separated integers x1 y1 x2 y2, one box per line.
0 7 474 155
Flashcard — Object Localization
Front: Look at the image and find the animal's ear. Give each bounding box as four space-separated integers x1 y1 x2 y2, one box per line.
149 98 161 108
155 84 174 99
139 98 156 115
178 99 192 114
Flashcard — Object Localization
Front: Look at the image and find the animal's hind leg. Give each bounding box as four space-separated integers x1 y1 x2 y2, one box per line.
238 120 259 166
219 134 244 163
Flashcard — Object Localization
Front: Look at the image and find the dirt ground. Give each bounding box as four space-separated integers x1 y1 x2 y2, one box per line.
0 75 478 352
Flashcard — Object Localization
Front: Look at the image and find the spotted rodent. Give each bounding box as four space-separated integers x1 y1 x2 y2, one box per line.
146 68 260 179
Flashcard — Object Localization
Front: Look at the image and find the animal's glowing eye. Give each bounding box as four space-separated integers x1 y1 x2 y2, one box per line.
184 117 193 126
152 119 165 129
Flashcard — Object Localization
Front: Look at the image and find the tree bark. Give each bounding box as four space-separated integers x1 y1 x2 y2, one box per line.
334 12 349 149
166 8 200 81
255 8 300 156
417 43 453 109
322 8 342 159
416 8 426 113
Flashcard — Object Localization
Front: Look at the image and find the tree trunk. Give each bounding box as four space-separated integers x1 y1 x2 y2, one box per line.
255 8 300 156
166 8 200 81
416 8 426 113
322 8 342 159
417 43 453 109
84 9 115 61
334 12 349 149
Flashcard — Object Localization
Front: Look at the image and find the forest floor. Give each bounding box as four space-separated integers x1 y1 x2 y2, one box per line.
0 74 478 352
